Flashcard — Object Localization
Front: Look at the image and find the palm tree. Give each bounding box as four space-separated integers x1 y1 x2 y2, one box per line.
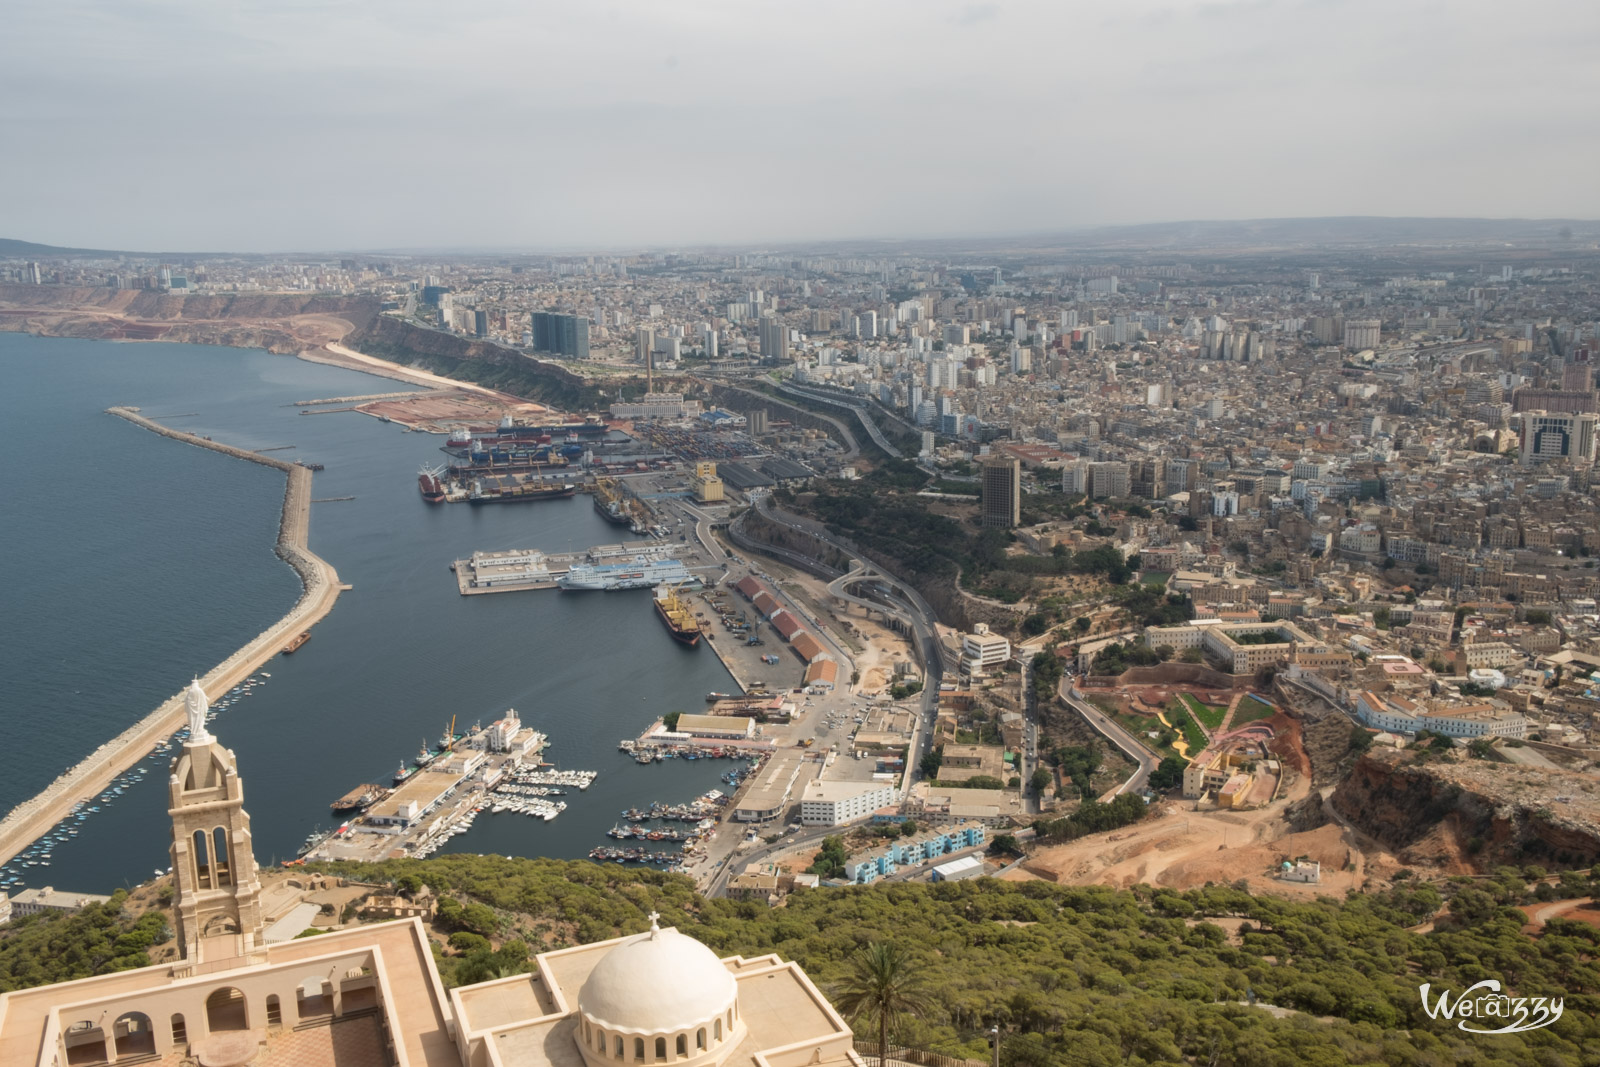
832 942 936 1067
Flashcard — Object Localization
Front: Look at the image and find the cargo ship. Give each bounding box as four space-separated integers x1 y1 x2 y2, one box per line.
592 476 635 526
443 438 557 465
418 465 447 504
330 784 390 814
595 496 632 525
653 584 703 647
559 557 698 591
467 479 577 505
476 415 609 441
444 419 602 459
281 631 311 655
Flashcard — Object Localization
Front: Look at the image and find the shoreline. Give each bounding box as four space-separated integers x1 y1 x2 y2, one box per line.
302 340 529 407
0 408 346 870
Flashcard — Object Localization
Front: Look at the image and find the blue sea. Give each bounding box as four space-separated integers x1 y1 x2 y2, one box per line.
0 333 734 892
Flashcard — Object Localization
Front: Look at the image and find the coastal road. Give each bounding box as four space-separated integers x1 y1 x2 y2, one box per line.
748 494 944 789
1057 678 1158 797
703 823 840 898
774 381 902 457
699 380 862 462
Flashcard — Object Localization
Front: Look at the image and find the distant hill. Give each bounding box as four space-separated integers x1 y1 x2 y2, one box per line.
0 238 249 260
7 215 1598 261
0 238 113 258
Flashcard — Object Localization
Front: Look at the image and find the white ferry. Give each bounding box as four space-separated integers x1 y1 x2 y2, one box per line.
557 557 699 591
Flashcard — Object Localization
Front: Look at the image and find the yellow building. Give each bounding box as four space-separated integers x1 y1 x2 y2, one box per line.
693 462 724 503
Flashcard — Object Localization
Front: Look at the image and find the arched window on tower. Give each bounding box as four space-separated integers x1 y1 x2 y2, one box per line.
192 830 211 889
676 1034 687 1057
615 1036 624 1059
697 1028 706 1050
655 1037 667 1061
213 827 231 887
714 1019 722 1041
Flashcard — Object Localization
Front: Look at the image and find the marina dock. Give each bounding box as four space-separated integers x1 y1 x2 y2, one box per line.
302 719 608 864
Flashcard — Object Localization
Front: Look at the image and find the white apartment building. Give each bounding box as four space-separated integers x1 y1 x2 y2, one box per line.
798 781 897 827
960 624 1012 674
1355 691 1528 739
1417 705 1529 739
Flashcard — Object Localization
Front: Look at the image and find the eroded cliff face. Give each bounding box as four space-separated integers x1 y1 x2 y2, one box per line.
0 285 380 353
1330 747 1600 872
347 317 600 409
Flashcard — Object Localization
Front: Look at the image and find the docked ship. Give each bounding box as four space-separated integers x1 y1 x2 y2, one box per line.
653 584 703 647
483 415 609 441
467 479 577 505
591 476 635 526
281 631 311 655
559 557 698 591
330 784 390 814
443 437 557 466
444 417 603 459
418 465 447 504
595 496 632 525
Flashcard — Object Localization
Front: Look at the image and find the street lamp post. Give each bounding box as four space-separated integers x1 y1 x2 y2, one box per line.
989 1026 1000 1067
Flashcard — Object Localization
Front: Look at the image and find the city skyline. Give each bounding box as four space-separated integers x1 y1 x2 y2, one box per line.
4 0 1598 252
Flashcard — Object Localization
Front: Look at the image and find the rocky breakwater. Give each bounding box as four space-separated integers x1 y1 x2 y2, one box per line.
0 408 345 868
1329 747 1600 872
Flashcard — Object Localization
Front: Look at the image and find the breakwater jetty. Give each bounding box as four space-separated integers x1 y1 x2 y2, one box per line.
0 407 346 868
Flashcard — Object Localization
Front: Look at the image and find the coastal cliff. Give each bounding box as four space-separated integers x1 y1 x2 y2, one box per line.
0 284 381 352
345 316 602 409
1329 747 1600 872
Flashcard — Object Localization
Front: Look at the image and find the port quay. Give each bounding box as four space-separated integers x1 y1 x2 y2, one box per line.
0 408 347 869
452 540 691 595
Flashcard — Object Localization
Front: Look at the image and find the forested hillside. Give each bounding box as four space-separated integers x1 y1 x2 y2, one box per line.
325 857 1600 1065
5 861 1597 1066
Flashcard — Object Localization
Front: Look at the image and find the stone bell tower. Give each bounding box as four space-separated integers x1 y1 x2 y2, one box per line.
168 679 264 968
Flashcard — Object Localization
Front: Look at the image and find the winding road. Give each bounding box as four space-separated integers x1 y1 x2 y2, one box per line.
1057 679 1158 797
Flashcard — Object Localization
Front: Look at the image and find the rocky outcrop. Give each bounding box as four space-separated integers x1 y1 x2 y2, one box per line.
1283 791 1330 833
1330 748 1600 872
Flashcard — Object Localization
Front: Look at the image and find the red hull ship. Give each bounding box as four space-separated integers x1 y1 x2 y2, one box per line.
418 466 447 504
653 585 702 648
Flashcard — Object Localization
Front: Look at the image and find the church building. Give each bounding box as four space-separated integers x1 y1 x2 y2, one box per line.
0 680 861 1067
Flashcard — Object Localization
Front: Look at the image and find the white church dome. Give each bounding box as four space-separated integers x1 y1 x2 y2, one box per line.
578 924 737 1035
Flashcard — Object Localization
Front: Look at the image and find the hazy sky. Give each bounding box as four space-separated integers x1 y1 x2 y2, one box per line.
4 0 1597 252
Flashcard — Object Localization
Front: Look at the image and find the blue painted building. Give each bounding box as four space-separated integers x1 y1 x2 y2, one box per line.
842 823 986 884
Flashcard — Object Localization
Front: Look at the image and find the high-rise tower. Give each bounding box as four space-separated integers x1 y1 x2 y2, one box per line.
167 679 265 968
